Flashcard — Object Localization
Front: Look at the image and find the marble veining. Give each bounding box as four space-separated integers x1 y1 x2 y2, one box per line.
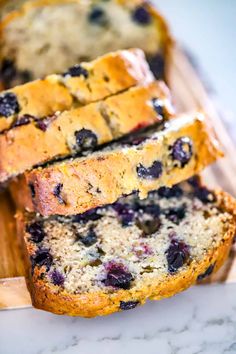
1 284 236 354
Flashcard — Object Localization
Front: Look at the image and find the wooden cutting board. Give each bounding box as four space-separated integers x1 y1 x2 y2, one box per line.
1 45 236 310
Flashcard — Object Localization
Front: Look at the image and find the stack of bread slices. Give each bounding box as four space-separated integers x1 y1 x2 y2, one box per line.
0 0 236 317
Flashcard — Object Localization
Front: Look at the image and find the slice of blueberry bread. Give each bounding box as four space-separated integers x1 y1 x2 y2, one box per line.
0 81 173 183
16 178 236 317
11 113 223 216
0 0 171 88
0 48 153 132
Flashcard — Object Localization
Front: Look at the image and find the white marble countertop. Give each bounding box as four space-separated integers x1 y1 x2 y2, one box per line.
1 284 236 354
1 2 236 354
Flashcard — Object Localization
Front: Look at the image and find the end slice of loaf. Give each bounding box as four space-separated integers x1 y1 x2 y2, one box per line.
0 81 173 182
0 0 171 88
11 112 223 216
0 48 153 132
16 178 236 317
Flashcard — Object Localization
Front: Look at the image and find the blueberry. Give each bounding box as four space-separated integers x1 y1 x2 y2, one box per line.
136 216 161 236
0 92 20 117
26 221 45 243
132 6 151 25
73 208 102 224
63 64 89 78
19 70 32 84
88 6 108 26
29 183 36 198
120 300 139 311
137 160 163 179
12 114 33 128
0 59 17 88
157 185 183 199
194 187 216 204
171 137 193 167
197 264 215 281
53 183 66 205
187 175 201 188
50 269 64 286
35 117 51 132
77 227 98 247
103 263 133 289
113 203 135 227
31 249 53 271
152 98 164 118
147 53 165 79
74 129 98 152
166 239 190 273
164 204 186 224
142 204 161 217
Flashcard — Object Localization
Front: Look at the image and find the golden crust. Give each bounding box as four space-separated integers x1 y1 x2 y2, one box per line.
11 112 223 216
0 48 154 131
16 188 236 317
0 81 173 182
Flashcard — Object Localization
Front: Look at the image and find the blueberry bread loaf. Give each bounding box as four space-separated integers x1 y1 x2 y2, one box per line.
0 48 153 132
11 113 223 216
16 178 236 317
0 0 171 88
0 81 173 183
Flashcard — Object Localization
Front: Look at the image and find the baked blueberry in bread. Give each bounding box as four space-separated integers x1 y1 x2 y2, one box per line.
0 0 171 88
0 81 173 182
16 178 236 317
0 48 153 132
10 112 223 216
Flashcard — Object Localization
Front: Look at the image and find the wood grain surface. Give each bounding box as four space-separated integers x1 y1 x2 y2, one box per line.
0 46 236 310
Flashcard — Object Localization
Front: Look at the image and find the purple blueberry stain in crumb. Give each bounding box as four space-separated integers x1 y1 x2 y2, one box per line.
147 53 165 80
103 262 133 289
63 64 89 78
197 263 215 281
50 269 65 286
77 226 98 247
120 300 139 311
157 185 183 199
74 128 98 152
88 6 108 26
166 238 190 274
121 135 148 147
137 160 163 179
171 137 193 167
133 242 153 257
35 116 53 132
113 203 135 227
164 204 186 225
152 98 165 118
194 187 216 204
28 183 36 198
0 92 20 117
31 249 53 271
132 6 151 25
26 221 45 243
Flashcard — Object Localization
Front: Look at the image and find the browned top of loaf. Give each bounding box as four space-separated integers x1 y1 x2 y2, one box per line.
0 81 173 182
11 113 223 216
0 48 153 132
